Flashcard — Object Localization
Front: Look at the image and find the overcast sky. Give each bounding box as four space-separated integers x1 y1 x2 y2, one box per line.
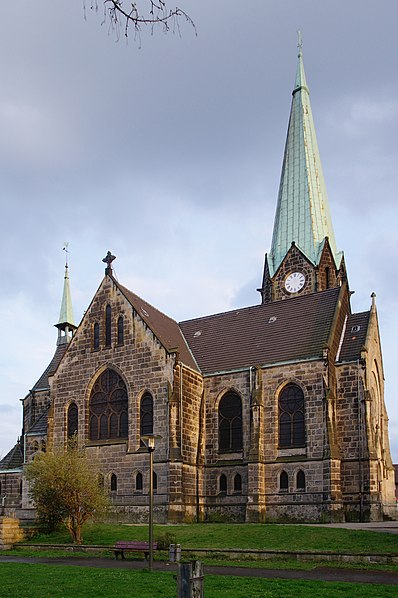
1 1 397 462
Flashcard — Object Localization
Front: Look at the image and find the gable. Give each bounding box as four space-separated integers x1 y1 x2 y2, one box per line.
61 275 199 373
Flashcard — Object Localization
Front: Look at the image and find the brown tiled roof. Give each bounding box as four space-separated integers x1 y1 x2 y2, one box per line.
27 410 49 435
0 442 23 471
179 288 341 375
31 344 68 391
338 311 370 362
118 283 198 372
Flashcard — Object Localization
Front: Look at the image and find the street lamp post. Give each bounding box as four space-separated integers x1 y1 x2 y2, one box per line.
141 434 161 571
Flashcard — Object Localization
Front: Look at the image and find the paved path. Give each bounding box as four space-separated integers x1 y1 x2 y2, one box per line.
0 555 397 585
306 521 398 535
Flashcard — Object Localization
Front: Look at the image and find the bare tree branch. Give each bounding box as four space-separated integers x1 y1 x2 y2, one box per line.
84 1 196 43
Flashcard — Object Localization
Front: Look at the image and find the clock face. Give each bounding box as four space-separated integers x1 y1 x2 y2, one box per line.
285 272 306 293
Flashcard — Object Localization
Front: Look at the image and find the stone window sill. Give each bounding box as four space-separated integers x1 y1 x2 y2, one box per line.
278 447 306 458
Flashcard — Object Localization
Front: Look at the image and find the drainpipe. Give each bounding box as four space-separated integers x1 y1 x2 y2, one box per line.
23 433 27 464
249 367 253 397
180 364 183 458
358 360 364 522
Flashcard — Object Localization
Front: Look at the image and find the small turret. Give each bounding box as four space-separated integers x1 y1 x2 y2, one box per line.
54 245 77 345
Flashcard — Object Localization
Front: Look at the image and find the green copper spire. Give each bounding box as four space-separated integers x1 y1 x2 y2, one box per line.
55 245 77 345
268 36 340 276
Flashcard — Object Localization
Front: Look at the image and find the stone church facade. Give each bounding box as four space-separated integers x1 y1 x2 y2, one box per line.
1 46 396 523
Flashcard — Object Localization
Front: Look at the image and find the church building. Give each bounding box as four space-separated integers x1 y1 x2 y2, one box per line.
1 45 396 523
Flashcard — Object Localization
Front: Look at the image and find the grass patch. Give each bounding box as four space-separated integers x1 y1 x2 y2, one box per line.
25 523 398 555
0 563 396 597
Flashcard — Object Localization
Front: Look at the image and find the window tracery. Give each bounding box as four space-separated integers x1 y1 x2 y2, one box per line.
89 369 128 441
218 392 243 452
278 383 305 448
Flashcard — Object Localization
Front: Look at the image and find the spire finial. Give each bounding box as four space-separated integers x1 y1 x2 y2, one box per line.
297 30 303 57
63 242 69 270
102 251 116 276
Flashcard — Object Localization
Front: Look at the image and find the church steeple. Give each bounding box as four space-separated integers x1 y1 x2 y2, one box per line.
259 36 345 303
55 246 77 345
268 36 340 277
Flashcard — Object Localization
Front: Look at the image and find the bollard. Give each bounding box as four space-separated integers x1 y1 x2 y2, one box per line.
169 543 181 563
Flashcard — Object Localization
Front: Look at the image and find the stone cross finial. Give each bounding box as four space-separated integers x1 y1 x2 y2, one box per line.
102 251 116 275
297 30 303 56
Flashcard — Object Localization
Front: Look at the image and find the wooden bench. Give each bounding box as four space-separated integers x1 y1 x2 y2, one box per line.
114 541 158 560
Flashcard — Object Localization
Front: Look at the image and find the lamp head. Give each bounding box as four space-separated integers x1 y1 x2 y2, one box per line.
141 434 162 451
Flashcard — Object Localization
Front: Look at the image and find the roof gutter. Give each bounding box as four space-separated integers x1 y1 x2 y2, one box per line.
202 355 321 378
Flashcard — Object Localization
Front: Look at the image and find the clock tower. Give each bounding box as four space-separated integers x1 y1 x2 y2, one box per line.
259 39 347 303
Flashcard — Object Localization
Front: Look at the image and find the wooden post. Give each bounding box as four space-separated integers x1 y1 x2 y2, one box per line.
191 560 204 597
177 563 191 598
177 561 204 598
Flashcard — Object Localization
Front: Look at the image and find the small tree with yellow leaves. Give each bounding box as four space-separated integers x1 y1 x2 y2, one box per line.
26 441 108 544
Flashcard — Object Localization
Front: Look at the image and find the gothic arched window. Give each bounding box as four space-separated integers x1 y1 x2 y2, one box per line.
219 474 227 493
297 470 306 491
140 392 154 438
93 323 100 350
325 267 330 289
278 383 305 448
110 473 117 492
280 470 288 492
105 305 112 347
89 369 128 441
135 471 143 492
233 473 242 493
117 316 124 345
218 392 242 452
67 403 78 438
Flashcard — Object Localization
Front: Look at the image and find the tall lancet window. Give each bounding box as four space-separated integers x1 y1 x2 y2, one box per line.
117 315 124 345
278 383 305 448
140 393 154 437
105 305 112 347
67 403 78 438
218 392 243 452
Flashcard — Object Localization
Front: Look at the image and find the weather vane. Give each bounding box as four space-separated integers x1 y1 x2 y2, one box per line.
63 242 69 267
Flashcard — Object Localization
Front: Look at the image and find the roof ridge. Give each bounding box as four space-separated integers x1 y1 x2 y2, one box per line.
179 287 340 325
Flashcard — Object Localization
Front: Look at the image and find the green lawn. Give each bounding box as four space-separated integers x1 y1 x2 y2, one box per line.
25 522 398 555
0 563 397 598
